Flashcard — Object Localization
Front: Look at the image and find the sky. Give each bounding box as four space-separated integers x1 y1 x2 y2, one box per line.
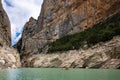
2 0 43 45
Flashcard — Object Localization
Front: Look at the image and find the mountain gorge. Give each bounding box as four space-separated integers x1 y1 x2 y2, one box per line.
0 0 120 69
15 0 120 68
17 0 120 55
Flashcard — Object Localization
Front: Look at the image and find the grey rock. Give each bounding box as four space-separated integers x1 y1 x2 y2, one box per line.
0 0 11 46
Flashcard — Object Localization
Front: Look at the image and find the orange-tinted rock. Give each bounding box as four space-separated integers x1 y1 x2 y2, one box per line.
18 0 120 55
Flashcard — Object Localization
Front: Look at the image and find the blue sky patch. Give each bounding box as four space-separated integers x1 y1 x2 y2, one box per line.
2 0 43 45
4 0 13 7
16 32 21 37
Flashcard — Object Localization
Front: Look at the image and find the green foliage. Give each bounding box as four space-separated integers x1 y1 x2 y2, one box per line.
38 48 42 53
48 12 120 53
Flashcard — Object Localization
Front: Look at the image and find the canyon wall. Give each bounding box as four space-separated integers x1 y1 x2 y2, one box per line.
17 0 120 55
0 0 21 69
0 0 11 46
23 36 120 69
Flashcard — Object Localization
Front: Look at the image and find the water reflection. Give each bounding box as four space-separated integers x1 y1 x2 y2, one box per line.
5 69 43 80
6 69 22 80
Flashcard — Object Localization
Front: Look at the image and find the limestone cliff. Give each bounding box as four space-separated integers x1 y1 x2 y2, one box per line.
0 0 11 46
17 0 120 55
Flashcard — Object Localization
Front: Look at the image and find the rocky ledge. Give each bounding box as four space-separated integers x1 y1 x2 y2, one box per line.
22 36 120 69
0 46 21 69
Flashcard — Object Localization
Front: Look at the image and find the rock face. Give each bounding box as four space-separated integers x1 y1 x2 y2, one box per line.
15 0 120 69
0 46 21 69
0 0 11 46
23 36 120 69
0 1 21 69
17 0 120 55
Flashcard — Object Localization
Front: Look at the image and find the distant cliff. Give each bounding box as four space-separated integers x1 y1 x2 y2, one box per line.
0 0 11 46
17 0 120 55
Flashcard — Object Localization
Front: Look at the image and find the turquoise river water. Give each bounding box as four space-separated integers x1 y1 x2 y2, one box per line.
0 68 120 80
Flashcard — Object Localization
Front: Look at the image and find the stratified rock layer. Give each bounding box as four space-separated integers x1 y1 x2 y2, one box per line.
17 0 120 55
0 0 11 46
22 36 120 69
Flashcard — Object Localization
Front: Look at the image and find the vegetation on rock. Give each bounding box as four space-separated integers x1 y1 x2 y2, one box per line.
48 12 120 53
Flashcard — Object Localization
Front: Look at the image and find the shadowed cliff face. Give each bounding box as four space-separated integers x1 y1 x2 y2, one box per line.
17 0 120 55
0 0 11 46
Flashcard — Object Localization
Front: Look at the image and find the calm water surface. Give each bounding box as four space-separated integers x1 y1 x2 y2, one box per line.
0 68 120 80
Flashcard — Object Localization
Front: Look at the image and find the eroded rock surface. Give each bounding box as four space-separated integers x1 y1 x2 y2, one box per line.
0 46 21 69
14 0 120 69
0 0 11 46
17 0 120 55
0 1 21 69
22 36 120 69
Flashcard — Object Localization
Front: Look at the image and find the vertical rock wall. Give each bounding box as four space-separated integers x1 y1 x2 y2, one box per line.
0 0 21 69
17 0 120 55
0 0 11 46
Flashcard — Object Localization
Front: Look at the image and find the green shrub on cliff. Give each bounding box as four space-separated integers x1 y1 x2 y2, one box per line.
48 12 120 53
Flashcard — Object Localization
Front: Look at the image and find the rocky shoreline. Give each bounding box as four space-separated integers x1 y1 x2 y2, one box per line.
0 36 120 69
22 36 120 69
0 46 21 69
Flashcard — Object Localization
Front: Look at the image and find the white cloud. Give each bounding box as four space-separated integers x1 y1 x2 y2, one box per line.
2 0 43 45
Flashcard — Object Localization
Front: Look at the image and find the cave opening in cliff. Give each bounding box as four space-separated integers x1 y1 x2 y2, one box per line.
2 0 43 46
